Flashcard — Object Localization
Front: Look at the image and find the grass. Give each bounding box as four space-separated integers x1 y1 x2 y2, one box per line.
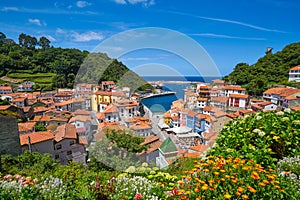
7 72 55 78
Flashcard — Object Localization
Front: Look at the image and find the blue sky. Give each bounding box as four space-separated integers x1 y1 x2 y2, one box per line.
0 0 299 77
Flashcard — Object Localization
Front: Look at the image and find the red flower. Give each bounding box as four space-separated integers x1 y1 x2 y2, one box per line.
135 193 142 200
171 188 179 195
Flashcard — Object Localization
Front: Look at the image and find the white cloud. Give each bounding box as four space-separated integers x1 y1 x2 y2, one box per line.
162 10 286 33
28 18 42 26
72 31 104 42
113 0 155 7
190 33 266 40
56 28 66 34
113 0 127 4
1 7 19 11
76 1 92 8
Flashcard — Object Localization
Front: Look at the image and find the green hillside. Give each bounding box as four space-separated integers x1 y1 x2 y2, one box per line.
0 32 152 92
224 42 300 95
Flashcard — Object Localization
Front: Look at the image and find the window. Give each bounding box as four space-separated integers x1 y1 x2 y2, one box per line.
56 144 62 150
67 151 72 155
55 154 59 159
70 141 75 146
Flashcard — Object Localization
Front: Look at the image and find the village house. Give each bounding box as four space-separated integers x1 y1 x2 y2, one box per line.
20 131 55 154
220 85 246 97
197 84 211 98
263 87 300 106
101 104 119 122
156 137 178 169
101 81 116 91
17 81 35 92
54 99 73 111
18 122 36 134
12 97 28 107
251 101 277 112
115 99 139 122
196 97 208 109
210 96 229 111
288 65 300 82
0 85 12 94
228 94 249 109
130 122 152 137
139 135 162 165
53 124 87 165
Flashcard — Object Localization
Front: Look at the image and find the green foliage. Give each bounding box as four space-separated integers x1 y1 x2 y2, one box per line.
0 110 21 119
225 42 300 95
0 32 152 92
105 130 147 153
34 122 47 132
208 111 300 167
0 99 10 105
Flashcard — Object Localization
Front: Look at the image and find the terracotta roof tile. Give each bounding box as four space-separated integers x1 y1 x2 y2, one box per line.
54 124 77 142
290 65 300 71
0 105 12 111
103 104 118 113
224 85 245 91
79 137 88 145
69 115 91 123
20 131 54 146
229 94 249 99
291 106 300 111
18 122 36 133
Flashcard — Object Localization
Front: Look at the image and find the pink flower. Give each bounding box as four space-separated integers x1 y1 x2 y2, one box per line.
135 193 142 200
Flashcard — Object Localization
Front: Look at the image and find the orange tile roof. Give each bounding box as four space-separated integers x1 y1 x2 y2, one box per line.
171 115 179 121
187 110 198 117
224 85 245 91
290 65 300 71
18 122 36 133
102 81 115 85
130 122 151 130
98 122 120 130
189 144 206 152
103 104 118 113
20 131 54 146
197 97 208 101
32 115 51 122
0 105 11 111
33 107 51 113
69 115 91 123
141 135 160 145
79 137 88 145
0 86 12 91
211 96 229 103
164 111 171 118
229 94 249 99
196 113 207 119
285 95 298 101
226 113 238 119
54 124 77 142
259 101 274 106
74 109 91 115
291 106 300 111
203 106 212 111
145 140 162 153
239 109 254 114
96 112 105 120
12 97 26 102
23 106 31 113
54 99 73 107
252 104 263 110
179 151 200 158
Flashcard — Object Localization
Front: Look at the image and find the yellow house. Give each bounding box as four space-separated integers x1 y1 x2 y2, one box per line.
91 91 126 112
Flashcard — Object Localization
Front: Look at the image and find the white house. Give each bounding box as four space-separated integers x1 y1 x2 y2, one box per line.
288 65 300 82
228 94 249 108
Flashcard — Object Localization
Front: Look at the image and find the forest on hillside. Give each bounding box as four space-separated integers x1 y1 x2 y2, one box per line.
223 42 300 95
0 32 152 91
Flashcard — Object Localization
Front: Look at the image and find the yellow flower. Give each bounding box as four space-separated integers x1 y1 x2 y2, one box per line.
242 194 249 199
202 184 209 191
209 179 214 186
274 185 281 189
273 136 280 141
231 179 238 184
263 180 270 184
204 169 209 173
224 193 231 199
220 178 225 182
214 172 220 176
194 188 200 193
178 180 183 185
220 169 226 173
225 175 230 179
248 186 256 193
185 191 191 195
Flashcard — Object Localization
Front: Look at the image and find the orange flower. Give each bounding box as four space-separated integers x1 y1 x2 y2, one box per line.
194 188 200 193
248 186 256 193
234 158 240 164
204 169 209 173
181 195 187 199
196 197 201 200
182 175 186 179
231 179 238 184
274 185 281 189
225 175 230 179
251 171 260 180
258 182 266 187
209 179 214 186
284 171 291 175
210 187 214 191
263 180 270 184
224 193 231 199
242 194 249 199
220 178 225 182
187 177 192 181
185 191 191 195
236 192 241 196
178 180 183 185
202 184 209 191
237 187 244 193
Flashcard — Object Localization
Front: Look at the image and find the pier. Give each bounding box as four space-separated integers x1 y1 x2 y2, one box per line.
140 91 176 99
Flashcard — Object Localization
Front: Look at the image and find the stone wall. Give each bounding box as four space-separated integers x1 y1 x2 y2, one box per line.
0 116 21 156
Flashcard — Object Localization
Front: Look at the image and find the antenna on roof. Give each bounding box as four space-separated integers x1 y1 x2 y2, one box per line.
265 47 273 55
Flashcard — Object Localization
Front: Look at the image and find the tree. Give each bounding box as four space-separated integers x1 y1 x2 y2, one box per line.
34 122 47 132
0 32 6 44
38 36 51 49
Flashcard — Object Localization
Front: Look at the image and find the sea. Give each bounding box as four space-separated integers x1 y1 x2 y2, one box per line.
141 76 220 113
